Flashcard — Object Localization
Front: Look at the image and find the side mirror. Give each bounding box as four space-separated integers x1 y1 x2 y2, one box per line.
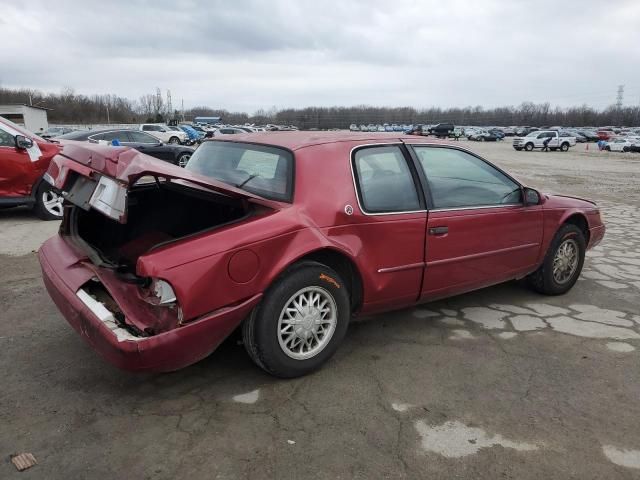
15 135 34 150
524 187 541 206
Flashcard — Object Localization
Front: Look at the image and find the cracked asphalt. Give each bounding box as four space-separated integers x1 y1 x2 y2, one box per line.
1 141 639 479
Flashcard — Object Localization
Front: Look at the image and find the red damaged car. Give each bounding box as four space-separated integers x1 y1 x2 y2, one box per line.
39 133 605 377
0 116 62 219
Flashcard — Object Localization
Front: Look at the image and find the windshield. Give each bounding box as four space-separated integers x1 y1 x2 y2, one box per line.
186 141 293 202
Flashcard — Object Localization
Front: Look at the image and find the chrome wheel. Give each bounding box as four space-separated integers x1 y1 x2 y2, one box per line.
277 286 337 360
553 239 579 284
169 137 180 144
42 190 64 217
178 153 191 167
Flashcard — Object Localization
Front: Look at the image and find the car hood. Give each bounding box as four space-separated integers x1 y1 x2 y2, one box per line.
543 192 597 209
51 140 282 207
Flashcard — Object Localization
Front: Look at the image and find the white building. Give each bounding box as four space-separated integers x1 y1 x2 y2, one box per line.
0 104 50 133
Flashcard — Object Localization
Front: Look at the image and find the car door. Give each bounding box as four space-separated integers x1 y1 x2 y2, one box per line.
126 131 174 162
408 145 543 300
351 144 428 311
532 132 547 148
0 126 34 198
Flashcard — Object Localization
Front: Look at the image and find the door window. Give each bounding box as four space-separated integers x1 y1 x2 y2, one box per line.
413 147 522 209
0 128 14 147
353 146 421 213
129 131 159 143
93 131 130 142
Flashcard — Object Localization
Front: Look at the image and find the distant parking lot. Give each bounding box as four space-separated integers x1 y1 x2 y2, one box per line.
1 140 639 479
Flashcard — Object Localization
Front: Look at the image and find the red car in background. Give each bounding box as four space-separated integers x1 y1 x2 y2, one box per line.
596 129 615 141
39 133 605 377
0 116 62 219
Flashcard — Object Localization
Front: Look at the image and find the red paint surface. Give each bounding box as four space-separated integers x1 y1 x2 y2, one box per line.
0 117 59 198
39 133 605 372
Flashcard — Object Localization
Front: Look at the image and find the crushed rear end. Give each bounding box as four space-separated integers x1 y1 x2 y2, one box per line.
38 142 275 371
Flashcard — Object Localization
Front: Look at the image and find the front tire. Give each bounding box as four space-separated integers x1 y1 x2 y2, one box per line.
527 224 586 295
242 261 350 378
33 182 64 220
524 142 534 151
168 136 180 145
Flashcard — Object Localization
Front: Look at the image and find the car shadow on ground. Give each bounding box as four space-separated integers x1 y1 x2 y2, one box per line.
37 278 538 400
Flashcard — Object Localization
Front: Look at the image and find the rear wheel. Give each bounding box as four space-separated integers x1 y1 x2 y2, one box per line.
560 142 570 152
524 143 534 151
242 261 350 378
33 182 64 220
527 224 586 295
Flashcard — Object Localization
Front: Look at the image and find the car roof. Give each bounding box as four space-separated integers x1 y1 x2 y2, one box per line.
206 131 437 151
58 128 138 140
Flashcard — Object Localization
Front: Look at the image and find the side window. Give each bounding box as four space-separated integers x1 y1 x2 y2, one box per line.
414 147 522 209
129 131 158 143
100 131 129 142
537 133 546 139
141 125 151 131
353 146 421 213
0 128 15 147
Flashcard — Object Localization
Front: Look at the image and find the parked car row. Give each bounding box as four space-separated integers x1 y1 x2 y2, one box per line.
602 137 640 152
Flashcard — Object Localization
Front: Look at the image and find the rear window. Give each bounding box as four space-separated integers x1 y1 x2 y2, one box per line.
186 141 293 202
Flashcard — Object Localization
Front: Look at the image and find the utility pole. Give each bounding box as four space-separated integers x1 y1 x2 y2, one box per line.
616 85 624 110
615 85 624 125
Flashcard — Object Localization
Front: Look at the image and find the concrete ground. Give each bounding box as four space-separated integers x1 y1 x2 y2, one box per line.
1 140 639 479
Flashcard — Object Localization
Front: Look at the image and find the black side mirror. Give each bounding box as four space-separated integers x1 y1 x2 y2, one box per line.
524 187 541 206
15 135 34 150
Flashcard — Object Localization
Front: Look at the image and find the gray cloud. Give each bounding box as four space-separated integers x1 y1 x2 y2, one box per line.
1 0 639 112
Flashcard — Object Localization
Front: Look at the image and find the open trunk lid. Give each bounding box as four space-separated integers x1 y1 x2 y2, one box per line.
47 141 283 222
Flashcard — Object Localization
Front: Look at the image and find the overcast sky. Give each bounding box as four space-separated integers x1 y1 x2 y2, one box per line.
1 0 639 112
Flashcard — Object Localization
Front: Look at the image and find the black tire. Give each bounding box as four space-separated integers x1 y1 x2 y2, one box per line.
242 261 351 378
560 142 570 152
479 136 485 142
605 146 611 152
168 136 180 145
524 143 534 151
527 224 586 295
33 182 64 220
177 152 191 167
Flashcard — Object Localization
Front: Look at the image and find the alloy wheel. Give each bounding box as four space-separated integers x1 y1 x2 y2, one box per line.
552 238 579 284
42 190 64 217
277 286 337 360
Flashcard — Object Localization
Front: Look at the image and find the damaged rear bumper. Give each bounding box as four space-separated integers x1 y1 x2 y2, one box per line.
39 235 261 372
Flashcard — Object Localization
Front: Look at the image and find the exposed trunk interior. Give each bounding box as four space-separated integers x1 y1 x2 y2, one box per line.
72 181 249 270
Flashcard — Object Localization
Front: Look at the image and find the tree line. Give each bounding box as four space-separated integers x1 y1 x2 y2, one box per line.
1 86 639 128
